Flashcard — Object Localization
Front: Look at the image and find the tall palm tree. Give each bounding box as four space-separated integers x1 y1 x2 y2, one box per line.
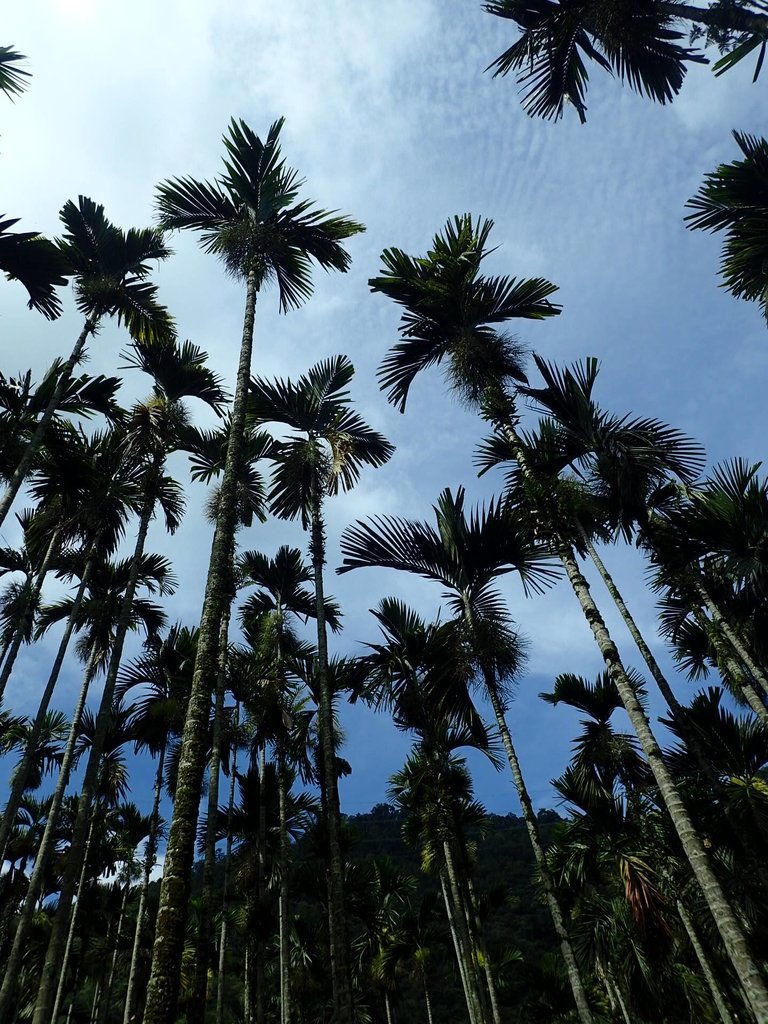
0 195 174 530
249 354 392 1022
685 131 768 322
340 492 593 1023
145 117 363 1024
31 339 218 1024
0 550 172 1021
117 624 197 1024
368 212 768 1020
484 0 767 122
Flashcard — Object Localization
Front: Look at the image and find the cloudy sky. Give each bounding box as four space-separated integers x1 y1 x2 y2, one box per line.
2 2 766 823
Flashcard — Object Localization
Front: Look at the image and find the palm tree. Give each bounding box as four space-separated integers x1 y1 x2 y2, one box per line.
145 118 363 1024
117 624 197 1024
339 494 594 1022
31 338 217 1024
368 212 768 1020
0 214 71 319
250 353 393 1023
484 0 768 122
0 550 172 1021
0 195 174 530
685 131 768 322
0 45 29 97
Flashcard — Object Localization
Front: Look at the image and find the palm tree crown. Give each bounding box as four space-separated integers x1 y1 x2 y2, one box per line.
155 117 364 309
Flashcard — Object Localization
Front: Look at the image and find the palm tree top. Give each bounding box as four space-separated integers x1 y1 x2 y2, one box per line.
685 130 768 322
370 213 560 413
121 338 229 414
0 46 30 99
155 117 364 310
483 0 709 122
57 196 175 344
251 354 395 519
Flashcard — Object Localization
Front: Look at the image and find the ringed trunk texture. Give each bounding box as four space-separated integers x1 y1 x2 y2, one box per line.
144 272 258 1024
0 319 94 530
215 700 239 1024
123 743 167 1024
677 899 735 1024
557 542 768 1023
0 645 100 1021
439 871 479 1024
485 682 593 1024
189 607 232 1024
501 416 768 1020
32 482 156 1024
277 753 291 1024
309 486 354 1024
442 840 487 1024
695 579 768 699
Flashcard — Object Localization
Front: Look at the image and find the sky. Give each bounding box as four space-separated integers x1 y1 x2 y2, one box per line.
1 1 766 835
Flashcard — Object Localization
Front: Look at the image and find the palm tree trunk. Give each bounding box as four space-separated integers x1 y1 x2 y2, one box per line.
52 811 100 1024
694 578 768 699
464 872 502 1024
0 319 95 530
0 524 61 701
98 883 130 1024
556 540 768 1023
256 742 267 1024
485 681 593 1024
686 604 768 727
244 946 252 1024
0 645 100 1021
500 416 768 1021
215 701 239 1024
309 481 354 1024
33 479 157 1024
144 270 258 1024
677 899 735 1024
384 991 395 1024
443 839 487 1024
277 750 291 1024
0 535 99 864
189 608 232 1024
423 976 434 1024
124 743 167 1024
439 871 478 1024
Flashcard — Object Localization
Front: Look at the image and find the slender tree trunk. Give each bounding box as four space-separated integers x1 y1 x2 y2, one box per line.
677 899 735 1024
144 272 259 1024
98 880 130 1024
0 524 61 702
244 946 251 1024
384 991 394 1024
256 743 266 1024
309 483 354 1024
442 840 487 1024
556 541 768 1023
423 976 434 1024
695 578 768 698
33 479 157 1024
0 319 95 530
439 871 478 1024
485 682 593 1024
277 751 291 1024
688 605 768 728
52 812 100 1024
188 608 232 1024
0 536 99 864
501 417 768 1021
0 645 100 1021
464 872 502 1024
124 744 167 1024
215 701 239 1024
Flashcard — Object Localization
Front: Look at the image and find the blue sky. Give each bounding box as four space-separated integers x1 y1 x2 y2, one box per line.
1 1 766 834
